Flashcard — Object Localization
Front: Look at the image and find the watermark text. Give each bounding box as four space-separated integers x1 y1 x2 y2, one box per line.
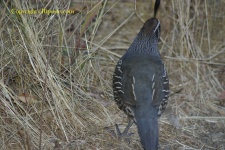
11 8 75 15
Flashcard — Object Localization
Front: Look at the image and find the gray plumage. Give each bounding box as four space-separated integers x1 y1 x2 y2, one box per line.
113 17 169 150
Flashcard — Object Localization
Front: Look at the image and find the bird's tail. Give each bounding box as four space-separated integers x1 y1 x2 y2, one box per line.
134 108 159 150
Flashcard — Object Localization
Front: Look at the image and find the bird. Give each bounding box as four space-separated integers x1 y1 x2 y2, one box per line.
112 0 169 149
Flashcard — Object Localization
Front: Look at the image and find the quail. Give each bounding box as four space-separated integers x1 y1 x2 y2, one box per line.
112 0 169 149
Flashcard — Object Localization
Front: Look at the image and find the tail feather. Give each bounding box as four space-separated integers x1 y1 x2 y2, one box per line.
134 109 159 150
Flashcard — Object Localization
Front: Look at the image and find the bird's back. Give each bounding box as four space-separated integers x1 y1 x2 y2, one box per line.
124 55 164 149
121 54 165 108
113 52 168 149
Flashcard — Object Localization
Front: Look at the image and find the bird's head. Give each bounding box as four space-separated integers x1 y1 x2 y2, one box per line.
139 0 161 41
126 0 161 55
141 18 160 41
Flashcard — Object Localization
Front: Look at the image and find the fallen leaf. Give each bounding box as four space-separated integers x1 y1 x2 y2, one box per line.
218 90 225 100
17 92 37 104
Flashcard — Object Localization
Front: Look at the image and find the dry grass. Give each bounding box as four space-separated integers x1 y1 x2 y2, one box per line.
0 0 225 149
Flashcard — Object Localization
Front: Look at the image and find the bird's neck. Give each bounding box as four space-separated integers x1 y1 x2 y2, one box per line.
127 37 160 57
